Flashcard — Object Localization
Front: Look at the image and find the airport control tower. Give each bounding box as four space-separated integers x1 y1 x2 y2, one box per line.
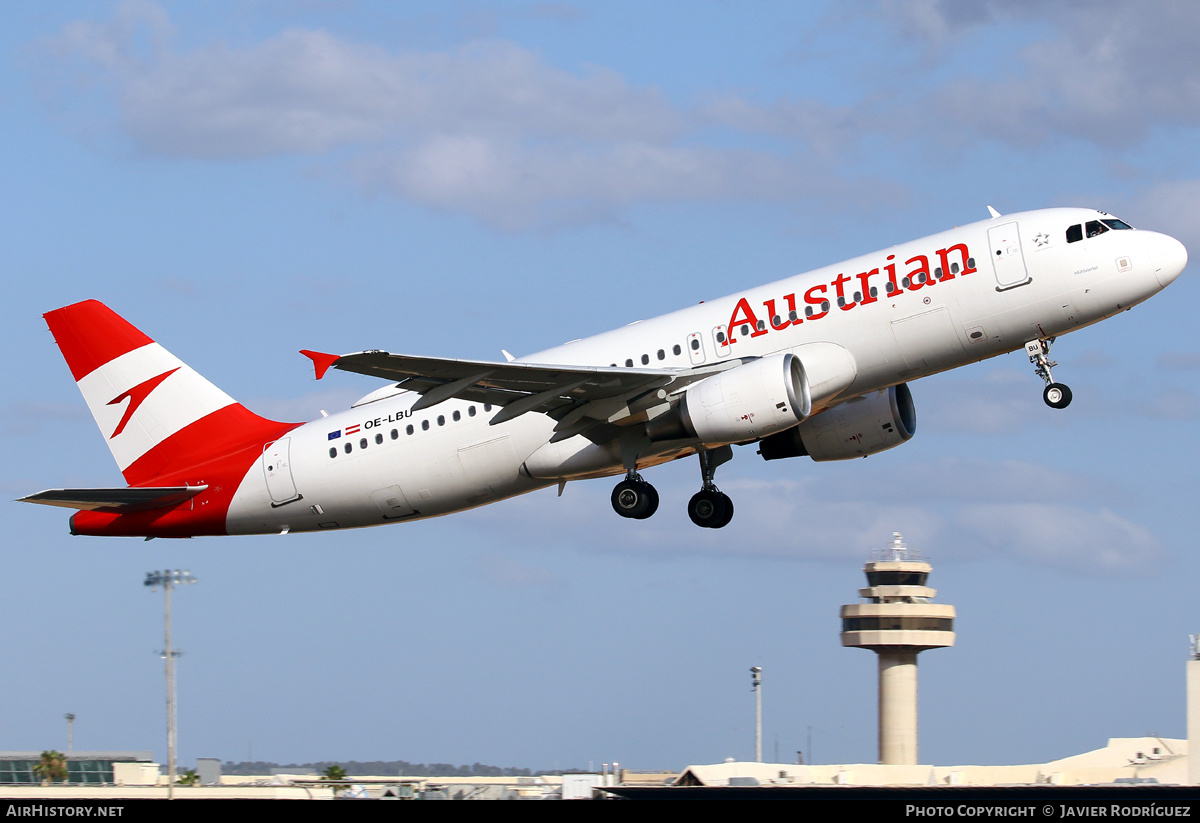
841 532 955 765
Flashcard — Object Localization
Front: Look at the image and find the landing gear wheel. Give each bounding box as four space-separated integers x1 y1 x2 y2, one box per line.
1043 383 1072 409
711 495 733 529
638 483 659 520
611 479 657 519
688 489 733 529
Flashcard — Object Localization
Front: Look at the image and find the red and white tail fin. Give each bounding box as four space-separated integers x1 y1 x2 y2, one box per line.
45 300 294 486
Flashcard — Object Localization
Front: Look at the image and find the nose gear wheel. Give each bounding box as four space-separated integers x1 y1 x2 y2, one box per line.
1026 337 1072 409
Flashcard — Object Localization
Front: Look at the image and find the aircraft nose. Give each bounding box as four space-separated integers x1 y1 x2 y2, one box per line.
1151 233 1188 288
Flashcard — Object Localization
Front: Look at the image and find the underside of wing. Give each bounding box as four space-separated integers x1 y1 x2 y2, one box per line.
19 486 208 513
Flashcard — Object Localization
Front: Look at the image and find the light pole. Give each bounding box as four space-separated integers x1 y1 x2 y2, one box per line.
64 713 75 754
144 570 197 799
750 666 762 763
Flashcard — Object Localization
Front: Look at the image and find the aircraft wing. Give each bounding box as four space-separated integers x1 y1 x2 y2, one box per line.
19 486 208 513
301 349 742 437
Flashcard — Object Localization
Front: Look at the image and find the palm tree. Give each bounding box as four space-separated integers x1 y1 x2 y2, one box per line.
321 765 348 795
32 751 68 785
177 769 199 786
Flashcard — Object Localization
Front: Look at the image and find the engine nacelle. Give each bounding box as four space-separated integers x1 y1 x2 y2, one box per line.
758 383 915 462
651 354 811 446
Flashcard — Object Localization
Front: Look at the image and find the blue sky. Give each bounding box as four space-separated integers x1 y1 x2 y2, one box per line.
3 0 1200 772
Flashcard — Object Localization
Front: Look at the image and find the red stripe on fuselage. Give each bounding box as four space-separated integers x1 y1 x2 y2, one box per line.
45 300 156 382
72 406 301 537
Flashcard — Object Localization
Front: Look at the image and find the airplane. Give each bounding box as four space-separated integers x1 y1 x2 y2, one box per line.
19 207 1187 538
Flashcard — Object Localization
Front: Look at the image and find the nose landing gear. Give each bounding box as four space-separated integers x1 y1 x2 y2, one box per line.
1026 337 1072 409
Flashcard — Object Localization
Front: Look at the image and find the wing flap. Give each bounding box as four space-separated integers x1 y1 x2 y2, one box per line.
19 486 208 514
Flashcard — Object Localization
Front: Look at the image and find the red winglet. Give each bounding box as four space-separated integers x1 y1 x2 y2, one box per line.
300 349 340 380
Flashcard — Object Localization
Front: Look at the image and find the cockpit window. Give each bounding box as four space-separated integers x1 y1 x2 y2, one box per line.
1067 224 1083 243
1102 218 1133 230
1085 220 1108 238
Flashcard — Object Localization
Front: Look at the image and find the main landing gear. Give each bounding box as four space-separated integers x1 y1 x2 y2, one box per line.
688 446 734 529
611 471 659 520
1026 337 1072 410
608 446 736 529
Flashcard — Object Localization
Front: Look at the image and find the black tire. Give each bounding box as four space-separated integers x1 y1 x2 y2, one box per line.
612 479 652 519
688 489 729 528
635 483 659 520
710 493 734 529
1043 383 1072 409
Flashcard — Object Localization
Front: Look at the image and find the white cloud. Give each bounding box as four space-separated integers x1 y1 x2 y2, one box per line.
37 2 901 229
461 456 1162 576
957 503 1163 573
876 1 1200 149
36 2 1200 228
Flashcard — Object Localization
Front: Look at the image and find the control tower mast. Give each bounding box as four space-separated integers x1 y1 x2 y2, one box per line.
840 532 955 765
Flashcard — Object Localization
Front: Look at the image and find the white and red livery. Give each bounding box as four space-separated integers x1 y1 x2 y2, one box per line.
21 207 1188 537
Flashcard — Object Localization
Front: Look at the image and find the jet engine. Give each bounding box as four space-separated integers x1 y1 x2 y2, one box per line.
648 353 811 445
757 383 915 462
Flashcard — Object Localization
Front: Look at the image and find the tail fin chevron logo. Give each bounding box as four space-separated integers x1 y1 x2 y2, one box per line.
106 367 180 439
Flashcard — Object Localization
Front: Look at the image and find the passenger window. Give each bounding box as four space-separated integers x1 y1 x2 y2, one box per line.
673 344 682 355
360 438 368 449
716 331 726 343
375 433 383 445
468 406 476 417
625 358 633 367
690 339 700 351
641 354 649 365
437 415 445 426
657 349 665 361
453 410 461 422
484 403 492 412
390 429 398 440
329 447 337 459
406 424 414 435
421 420 430 431
1067 224 1083 243
344 443 352 454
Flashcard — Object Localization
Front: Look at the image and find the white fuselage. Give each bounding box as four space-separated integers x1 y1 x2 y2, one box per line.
224 208 1185 535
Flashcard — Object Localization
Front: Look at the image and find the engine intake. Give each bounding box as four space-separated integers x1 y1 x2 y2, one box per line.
758 383 916 462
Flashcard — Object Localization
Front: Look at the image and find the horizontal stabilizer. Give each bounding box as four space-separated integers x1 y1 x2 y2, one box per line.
19 486 208 514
